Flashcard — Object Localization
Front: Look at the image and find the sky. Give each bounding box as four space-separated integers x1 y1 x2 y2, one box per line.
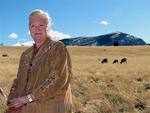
0 0 150 46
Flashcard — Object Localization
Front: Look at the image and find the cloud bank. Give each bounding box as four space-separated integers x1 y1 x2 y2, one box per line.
13 30 71 46
13 41 34 46
49 30 71 41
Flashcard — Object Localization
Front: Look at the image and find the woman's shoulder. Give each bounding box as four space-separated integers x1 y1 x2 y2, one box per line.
52 40 66 48
49 40 67 53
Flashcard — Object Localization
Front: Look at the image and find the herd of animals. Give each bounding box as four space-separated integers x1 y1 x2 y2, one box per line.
99 58 127 64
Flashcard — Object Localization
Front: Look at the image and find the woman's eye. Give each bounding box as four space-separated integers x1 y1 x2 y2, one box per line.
40 24 44 27
30 25 35 28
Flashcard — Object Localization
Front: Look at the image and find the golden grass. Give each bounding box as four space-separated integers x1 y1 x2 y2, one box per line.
0 46 150 113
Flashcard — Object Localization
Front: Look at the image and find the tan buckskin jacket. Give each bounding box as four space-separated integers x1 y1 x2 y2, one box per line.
7 38 73 113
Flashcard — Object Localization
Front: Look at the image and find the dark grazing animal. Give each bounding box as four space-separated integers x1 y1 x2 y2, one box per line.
2 54 8 57
112 59 118 64
101 58 108 64
120 58 127 64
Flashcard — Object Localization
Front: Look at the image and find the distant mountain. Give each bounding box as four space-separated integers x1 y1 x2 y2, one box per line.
60 32 146 46
0 43 4 46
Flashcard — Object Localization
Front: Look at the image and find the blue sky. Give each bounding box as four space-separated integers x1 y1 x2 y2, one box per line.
0 0 150 46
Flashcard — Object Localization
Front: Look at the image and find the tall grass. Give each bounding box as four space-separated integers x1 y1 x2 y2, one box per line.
0 46 150 113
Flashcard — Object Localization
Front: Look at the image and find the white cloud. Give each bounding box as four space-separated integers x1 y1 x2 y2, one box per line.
13 41 34 46
22 41 34 46
8 33 18 39
13 42 22 46
100 20 109 26
27 31 30 35
49 30 72 41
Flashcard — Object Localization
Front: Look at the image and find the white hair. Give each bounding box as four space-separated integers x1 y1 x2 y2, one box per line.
29 9 52 27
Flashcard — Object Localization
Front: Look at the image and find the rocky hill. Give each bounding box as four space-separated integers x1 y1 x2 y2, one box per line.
60 32 146 46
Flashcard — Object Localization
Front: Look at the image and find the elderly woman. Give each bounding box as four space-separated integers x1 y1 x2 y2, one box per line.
6 9 73 113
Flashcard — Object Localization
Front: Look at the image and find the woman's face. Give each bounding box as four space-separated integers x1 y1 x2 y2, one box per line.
29 14 49 44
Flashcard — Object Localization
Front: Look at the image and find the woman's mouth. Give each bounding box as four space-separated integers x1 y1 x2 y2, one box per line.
35 33 42 35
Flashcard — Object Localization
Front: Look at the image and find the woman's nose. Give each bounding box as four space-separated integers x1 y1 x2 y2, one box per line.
34 26 41 31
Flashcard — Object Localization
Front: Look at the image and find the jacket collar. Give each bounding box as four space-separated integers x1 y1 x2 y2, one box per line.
32 37 52 58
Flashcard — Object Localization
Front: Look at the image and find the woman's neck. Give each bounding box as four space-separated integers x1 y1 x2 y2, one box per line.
35 42 43 49
35 37 50 49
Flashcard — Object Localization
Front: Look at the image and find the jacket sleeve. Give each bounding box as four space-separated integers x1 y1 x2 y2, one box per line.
7 79 18 105
7 53 24 105
32 42 71 102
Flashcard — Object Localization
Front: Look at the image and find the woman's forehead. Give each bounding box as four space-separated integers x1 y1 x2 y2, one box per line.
29 14 48 24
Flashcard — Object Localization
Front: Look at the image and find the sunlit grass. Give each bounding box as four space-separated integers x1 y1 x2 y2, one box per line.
0 46 150 113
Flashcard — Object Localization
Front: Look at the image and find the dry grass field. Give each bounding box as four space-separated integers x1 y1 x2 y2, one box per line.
0 46 150 113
